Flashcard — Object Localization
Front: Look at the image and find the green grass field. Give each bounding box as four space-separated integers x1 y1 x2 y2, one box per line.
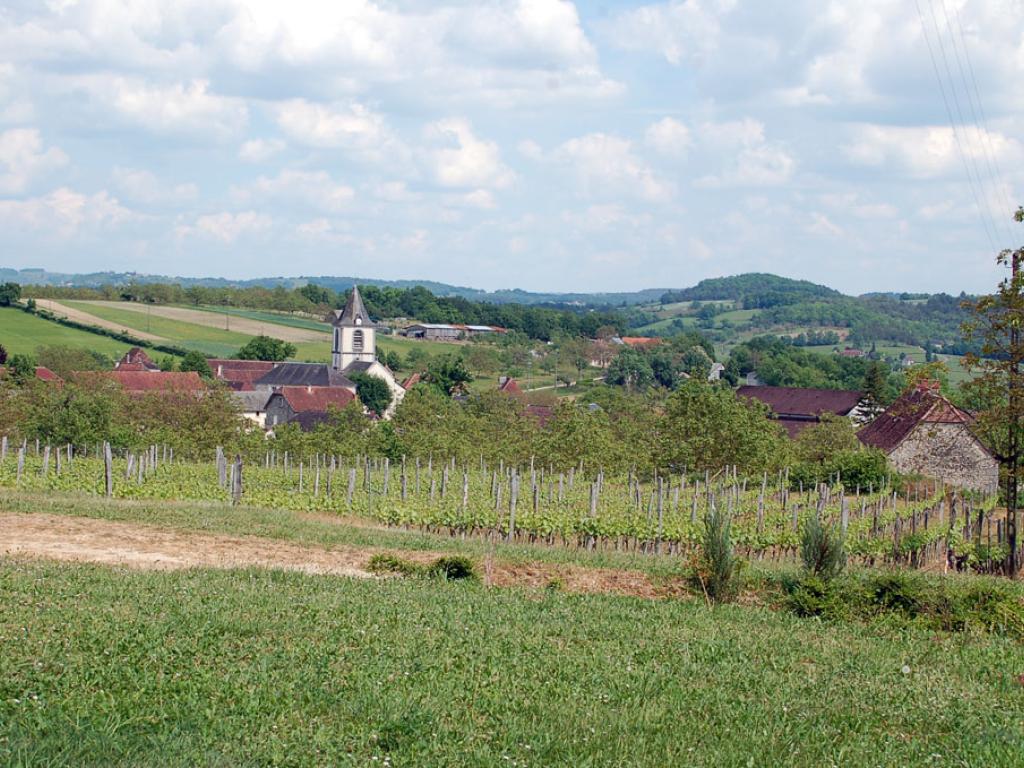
1 493 1022 765
0 307 159 360
63 301 253 357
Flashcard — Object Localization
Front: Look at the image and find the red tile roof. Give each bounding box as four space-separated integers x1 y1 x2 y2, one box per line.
0 366 63 384
116 347 159 371
737 386 864 418
106 371 207 392
208 359 278 390
401 372 422 390
620 337 662 349
858 385 975 453
277 386 355 413
498 377 523 395
525 404 554 426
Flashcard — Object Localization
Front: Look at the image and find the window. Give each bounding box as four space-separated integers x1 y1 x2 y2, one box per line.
334 328 340 350
353 329 364 352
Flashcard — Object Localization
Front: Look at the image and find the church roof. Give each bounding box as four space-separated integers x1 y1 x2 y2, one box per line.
332 285 376 328
254 362 354 389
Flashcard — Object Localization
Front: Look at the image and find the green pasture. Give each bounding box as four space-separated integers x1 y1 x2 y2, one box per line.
0 307 157 360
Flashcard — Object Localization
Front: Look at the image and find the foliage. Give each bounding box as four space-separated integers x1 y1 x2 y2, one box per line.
605 348 654 391
7 353 36 384
960 205 1024 574
424 354 473 395
349 372 393 417
0 344 6 365
236 335 297 361
0 281 20 306
790 448 889 491
179 350 213 379
697 503 742 604
428 555 477 581
657 380 790 474
793 414 860 464
660 273 840 307
33 345 110 377
800 513 846 581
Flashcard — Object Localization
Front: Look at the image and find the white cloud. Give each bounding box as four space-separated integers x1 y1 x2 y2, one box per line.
239 138 285 163
100 78 247 138
178 211 271 243
645 117 691 157
273 99 404 163
0 129 68 194
424 118 514 190
371 181 418 202
112 167 198 204
842 124 1023 179
805 212 844 238
694 118 795 187
235 169 355 213
603 0 737 65
553 133 674 203
0 187 131 234
461 189 497 209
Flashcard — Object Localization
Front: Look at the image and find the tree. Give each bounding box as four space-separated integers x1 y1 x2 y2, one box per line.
961 206 1024 575
606 348 654 391
380 349 403 371
180 350 213 379
7 354 36 385
34 345 109 377
236 335 296 361
0 344 7 365
425 354 473 396
0 282 20 306
350 373 393 417
861 360 888 420
794 413 860 465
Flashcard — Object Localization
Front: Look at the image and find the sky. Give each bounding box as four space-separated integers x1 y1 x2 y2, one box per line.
0 0 1022 295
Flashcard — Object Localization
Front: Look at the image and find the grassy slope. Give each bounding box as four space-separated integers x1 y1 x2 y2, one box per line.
1 559 1021 767
0 307 158 359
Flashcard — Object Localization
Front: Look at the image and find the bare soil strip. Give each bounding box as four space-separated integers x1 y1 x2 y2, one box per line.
79 301 329 343
35 300 168 343
0 513 669 598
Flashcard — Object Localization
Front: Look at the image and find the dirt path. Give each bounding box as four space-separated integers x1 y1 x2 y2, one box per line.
0 513 668 598
79 301 330 343
35 300 168 344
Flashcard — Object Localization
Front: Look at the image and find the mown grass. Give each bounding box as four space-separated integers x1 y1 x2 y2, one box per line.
1 558 1022 767
64 301 252 357
0 307 154 359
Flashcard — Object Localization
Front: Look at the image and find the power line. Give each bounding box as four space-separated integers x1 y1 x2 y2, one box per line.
915 0 1000 254
949 0 1019 246
925 0 1007 249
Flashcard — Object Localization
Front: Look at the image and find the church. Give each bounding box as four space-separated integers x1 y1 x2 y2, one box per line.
328 285 406 416
248 286 406 421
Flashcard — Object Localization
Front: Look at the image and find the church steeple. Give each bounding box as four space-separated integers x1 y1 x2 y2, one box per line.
331 286 377 370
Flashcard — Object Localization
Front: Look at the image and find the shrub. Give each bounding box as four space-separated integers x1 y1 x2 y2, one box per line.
784 575 848 620
800 513 846 581
428 555 477 581
367 553 420 577
697 503 742 604
866 571 925 616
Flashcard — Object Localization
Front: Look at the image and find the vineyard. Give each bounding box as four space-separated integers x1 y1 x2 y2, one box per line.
0 439 1008 571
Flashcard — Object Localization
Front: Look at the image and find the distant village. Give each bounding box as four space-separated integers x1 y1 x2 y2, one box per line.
4 285 998 496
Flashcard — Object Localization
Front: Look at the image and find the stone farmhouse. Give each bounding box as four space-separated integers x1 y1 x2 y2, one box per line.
858 381 998 493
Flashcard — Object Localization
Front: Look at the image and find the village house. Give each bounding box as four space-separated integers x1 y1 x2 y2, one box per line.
208 359 277 390
857 381 998 493
232 390 270 428
115 347 161 372
737 385 869 438
264 386 356 430
105 370 207 395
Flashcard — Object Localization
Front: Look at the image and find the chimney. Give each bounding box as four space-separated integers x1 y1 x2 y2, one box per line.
915 379 941 393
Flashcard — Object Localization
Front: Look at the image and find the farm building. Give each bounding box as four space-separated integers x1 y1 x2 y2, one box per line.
115 347 160 372
265 386 356 429
858 382 998 493
617 336 662 350
232 390 270 428
402 323 505 341
737 385 868 438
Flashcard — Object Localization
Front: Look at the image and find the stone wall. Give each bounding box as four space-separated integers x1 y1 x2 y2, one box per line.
888 422 999 493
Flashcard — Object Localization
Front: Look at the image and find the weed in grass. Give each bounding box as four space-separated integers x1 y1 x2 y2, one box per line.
427 555 477 581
